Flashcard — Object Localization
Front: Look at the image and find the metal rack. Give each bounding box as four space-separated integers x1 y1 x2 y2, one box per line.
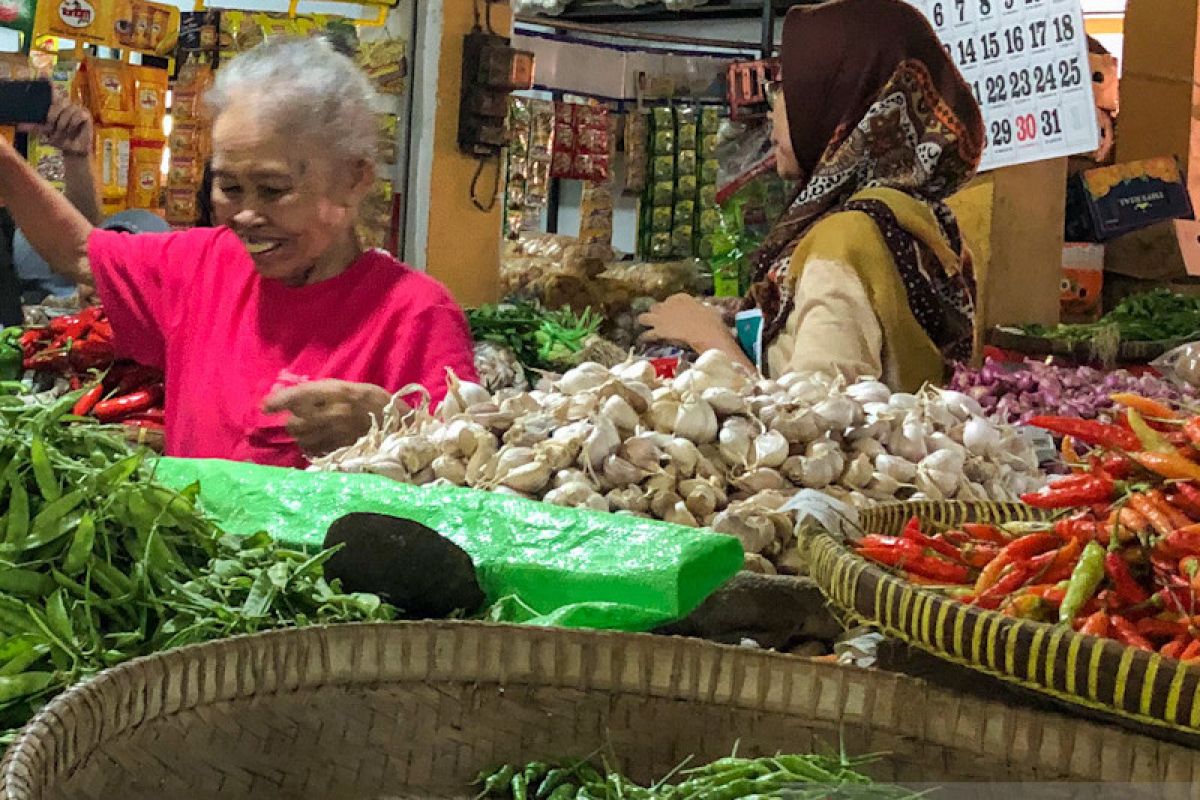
517 0 824 58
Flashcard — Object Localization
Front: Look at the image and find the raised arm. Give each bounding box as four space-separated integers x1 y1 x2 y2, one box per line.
0 135 94 287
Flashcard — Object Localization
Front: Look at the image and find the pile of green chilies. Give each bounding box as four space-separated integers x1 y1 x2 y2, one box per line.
0 391 394 743
475 753 924 799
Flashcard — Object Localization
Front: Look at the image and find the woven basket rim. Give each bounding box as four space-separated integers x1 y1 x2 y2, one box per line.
5 619 1200 798
804 500 1200 742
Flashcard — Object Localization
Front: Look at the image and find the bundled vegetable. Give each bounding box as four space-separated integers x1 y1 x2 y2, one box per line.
1022 289 1200 347
467 301 615 386
475 751 919 799
949 358 1197 426
0 395 394 742
312 354 1045 574
853 394 1200 659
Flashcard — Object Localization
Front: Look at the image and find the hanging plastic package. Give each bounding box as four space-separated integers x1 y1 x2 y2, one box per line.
153 457 744 632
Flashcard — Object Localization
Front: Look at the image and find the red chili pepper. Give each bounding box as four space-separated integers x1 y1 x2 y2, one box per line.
1135 617 1190 640
1077 610 1110 637
857 534 906 550
1150 489 1193 531
1112 615 1155 651
904 556 971 584
109 364 160 396
941 529 971 546
122 408 164 425
901 518 966 563
1021 475 1114 509
66 338 115 372
1020 583 1067 605
1127 493 1176 538
959 542 1001 569
1105 551 1150 606
72 384 105 417
1150 586 1199 617
1173 482 1200 520
1185 418 1200 450
1161 635 1189 659
962 523 1010 545
1100 453 1133 479
92 386 162 423
121 419 164 432
1041 538 1084 583
857 541 923 567
998 533 1061 562
1162 527 1200 558
1027 416 1141 451
977 561 1036 604
1183 639 1200 662
1056 514 1101 542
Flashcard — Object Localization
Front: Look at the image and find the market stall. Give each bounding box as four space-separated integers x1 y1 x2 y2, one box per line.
9 0 1200 792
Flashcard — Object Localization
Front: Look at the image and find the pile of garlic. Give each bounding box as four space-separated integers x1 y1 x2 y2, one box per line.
312 353 1046 574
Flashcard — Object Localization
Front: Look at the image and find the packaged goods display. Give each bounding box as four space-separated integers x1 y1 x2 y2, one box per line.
550 102 611 183
640 105 723 261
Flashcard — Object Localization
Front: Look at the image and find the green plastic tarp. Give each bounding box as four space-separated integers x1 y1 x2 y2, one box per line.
153 458 743 632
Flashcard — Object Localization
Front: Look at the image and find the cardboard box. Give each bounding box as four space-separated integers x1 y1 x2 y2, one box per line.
1065 157 1193 243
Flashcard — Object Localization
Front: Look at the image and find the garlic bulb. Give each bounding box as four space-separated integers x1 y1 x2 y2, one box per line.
674 398 719 444
752 430 789 469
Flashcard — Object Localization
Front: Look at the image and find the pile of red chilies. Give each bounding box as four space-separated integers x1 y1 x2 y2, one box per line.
19 307 164 432
854 393 1200 661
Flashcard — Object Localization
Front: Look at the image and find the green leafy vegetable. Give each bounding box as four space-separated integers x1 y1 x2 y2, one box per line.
1023 289 1200 345
0 396 396 745
468 301 602 375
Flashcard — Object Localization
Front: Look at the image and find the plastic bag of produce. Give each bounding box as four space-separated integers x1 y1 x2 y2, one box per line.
153 457 743 632
1152 342 1200 388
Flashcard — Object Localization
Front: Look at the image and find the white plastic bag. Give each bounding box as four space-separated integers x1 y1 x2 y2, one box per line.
1152 342 1200 387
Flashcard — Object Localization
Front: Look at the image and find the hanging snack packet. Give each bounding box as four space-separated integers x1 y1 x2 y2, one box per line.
624 110 648 194
86 58 134 127
128 141 164 209
96 126 132 201
133 66 168 140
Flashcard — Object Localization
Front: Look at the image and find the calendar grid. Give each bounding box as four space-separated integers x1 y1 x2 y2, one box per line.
904 0 1100 171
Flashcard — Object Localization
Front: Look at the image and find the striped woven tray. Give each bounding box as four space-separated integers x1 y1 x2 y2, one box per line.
805 500 1200 743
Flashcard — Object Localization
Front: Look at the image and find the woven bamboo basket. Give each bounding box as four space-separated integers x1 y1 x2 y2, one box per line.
804 500 1200 745
3 622 1200 800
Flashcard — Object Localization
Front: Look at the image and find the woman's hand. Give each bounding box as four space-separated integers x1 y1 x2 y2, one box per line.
262 379 399 457
21 91 93 156
638 294 736 351
638 294 756 372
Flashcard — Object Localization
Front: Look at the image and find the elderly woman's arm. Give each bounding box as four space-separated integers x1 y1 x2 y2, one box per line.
0 137 94 286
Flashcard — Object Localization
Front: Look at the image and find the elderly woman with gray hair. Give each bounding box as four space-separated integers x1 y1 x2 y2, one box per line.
0 38 477 468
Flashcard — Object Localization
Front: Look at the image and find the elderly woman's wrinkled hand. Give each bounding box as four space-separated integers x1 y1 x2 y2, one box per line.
638 293 735 352
262 379 398 457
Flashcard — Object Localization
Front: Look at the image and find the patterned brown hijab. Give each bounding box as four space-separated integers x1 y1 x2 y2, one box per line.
748 0 986 364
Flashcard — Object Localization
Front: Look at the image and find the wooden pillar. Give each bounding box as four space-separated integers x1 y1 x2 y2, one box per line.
949 158 1068 330
407 0 508 307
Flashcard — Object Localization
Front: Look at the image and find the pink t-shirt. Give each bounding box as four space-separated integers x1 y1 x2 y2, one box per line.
88 226 478 468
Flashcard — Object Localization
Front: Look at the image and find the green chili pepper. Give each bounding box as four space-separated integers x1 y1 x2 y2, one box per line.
4 479 27 545
62 514 96 575
0 671 54 704
23 490 85 550
511 773 528 800
480 765 515 796
0 569 55 598
1059 540 1107 625
536 769 570 799
0 640 49 678
29 438 59 502
44 590 74 645
545 786 577 800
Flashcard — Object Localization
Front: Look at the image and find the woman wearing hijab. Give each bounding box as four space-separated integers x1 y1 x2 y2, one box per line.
640 0 986 392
